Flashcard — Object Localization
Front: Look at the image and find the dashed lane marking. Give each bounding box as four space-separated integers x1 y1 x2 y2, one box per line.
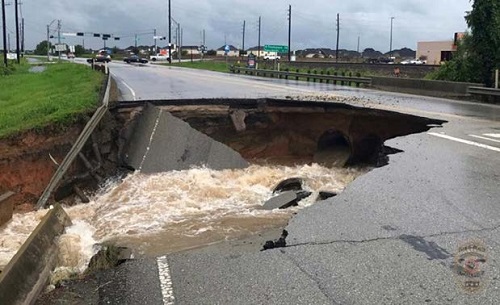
469 134 500 144
484 133 500 138
157 255 175 305
428 132 500 153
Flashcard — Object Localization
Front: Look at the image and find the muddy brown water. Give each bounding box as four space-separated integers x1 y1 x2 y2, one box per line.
0 163 367 276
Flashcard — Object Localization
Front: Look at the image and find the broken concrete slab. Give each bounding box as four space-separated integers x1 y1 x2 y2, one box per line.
123 104 249 173
263 191 298 210
316 191 338 202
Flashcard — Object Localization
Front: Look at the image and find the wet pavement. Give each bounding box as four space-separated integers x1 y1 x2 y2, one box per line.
47 63 500 304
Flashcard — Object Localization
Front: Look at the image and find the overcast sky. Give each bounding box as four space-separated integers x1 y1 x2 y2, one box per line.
2 0 472 52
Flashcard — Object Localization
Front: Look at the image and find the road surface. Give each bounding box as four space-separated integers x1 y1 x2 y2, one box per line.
56 61 500 304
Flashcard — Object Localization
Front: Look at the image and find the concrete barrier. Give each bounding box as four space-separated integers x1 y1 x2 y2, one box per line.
0 204 72 305
371 76 483 98
0 191 14 227
123 104 249 173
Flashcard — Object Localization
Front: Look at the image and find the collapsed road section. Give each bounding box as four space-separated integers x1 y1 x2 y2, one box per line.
117 98 446 171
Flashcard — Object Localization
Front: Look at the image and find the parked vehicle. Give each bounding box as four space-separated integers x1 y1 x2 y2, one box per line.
263 55 280 60
150 53 170 62
124 55 149 64
67 53 75 59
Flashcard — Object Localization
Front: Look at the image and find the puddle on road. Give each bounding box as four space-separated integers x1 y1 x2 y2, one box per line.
0 163 367 274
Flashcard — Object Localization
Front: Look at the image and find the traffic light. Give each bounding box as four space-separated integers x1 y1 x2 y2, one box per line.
93 33 100 37
77 32 84 36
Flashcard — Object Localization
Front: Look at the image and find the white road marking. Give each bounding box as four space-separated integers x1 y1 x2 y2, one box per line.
139 110 162 171
428 132 500 152
157 255 175 305
484 133 500 138
110 72 136 100
469 134 500 144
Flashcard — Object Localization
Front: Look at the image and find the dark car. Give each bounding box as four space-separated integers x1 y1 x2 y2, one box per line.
87 53 111 63
124 55 148 64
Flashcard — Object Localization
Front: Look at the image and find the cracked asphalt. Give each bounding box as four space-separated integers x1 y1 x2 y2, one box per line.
46 63 500 304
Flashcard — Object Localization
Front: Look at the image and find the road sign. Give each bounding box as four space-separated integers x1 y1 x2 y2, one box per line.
264 45 288 53
54 44 66 52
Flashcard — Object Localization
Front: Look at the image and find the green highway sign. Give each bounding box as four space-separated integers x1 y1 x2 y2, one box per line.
264 45 288 53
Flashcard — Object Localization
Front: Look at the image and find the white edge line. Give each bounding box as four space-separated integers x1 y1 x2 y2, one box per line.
428 132 500 152
110 72 136 101
469 134 500 144
157 255 175 305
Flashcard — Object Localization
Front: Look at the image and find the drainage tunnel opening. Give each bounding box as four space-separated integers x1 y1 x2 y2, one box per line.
314 129 352 167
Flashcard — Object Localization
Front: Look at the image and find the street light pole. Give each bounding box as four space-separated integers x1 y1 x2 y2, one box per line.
389 17 395 58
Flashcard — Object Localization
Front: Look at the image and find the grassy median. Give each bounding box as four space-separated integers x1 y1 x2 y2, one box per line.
0 62 105 138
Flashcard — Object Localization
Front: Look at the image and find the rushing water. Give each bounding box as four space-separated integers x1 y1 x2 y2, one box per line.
0 163 367 276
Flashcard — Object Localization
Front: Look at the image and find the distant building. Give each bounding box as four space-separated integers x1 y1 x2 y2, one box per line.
181 46 200 55
247 46 264 57
417 41 456 65
417 32 465 65
216 45 239 57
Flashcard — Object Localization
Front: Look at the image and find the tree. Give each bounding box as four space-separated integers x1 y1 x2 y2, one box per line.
74 45 85 56
34 40 51 56
431 0 500 86
465 0 500 86
428 35 477 82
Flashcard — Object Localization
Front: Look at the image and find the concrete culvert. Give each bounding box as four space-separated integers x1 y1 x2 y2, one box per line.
314 129 351 167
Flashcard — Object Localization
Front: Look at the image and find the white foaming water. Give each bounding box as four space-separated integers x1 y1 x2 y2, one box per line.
0 164 367 274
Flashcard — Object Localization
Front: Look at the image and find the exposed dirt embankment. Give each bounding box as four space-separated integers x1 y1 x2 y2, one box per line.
0 126 84 212
0 111 122 212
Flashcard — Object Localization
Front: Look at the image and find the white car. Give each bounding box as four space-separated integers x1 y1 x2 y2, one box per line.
401 59 426 65
149 53 170 62
263 55 280 60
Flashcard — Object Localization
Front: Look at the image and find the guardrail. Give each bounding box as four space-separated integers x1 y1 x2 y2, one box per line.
35 74 112 209
230 66 372 87
468 86 500 97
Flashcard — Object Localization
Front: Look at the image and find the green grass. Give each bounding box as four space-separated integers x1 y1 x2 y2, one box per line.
0 62 105 138
166 60 231 73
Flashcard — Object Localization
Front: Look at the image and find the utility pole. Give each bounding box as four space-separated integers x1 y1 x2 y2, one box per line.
154 28 157 54
242 20 246 52
258 16 261 58
1 0 6 67
288 5 291 62
14 0 19 63
134 34 137 48
168 0 172 64
357 36 360 53
389 17 395 58
336 13 340 62
203 29 205 46
46 24 49 61
21 17 24 54
178 23 181 62
57 19 61 60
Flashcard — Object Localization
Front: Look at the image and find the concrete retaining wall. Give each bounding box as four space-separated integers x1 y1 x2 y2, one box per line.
0 204 72 305
371 76 484 98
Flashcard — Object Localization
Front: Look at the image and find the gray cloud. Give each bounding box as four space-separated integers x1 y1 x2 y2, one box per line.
4 0 471 52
